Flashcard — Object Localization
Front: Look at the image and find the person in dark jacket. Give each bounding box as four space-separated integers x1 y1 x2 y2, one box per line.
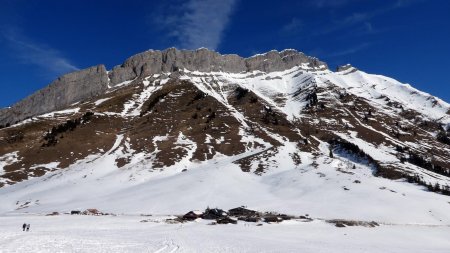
22 223 26 231
26 224 30 231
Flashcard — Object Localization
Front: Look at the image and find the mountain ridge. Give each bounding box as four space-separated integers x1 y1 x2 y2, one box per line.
0 48 327 127
2 47 449 129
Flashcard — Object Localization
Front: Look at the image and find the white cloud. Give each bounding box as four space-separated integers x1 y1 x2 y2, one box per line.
157 0 237 50
1 28 78 76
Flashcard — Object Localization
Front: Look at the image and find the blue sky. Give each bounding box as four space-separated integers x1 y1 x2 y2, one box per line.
0 0 449 107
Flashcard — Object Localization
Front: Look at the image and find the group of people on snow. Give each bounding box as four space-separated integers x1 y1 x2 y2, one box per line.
22 223 30 231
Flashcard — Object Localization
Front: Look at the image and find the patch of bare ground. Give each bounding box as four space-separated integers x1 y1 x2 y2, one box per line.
327 219 379 228
228 86 301 144
97 83 143 113
0 113 122 185
127 80 247 168
234 147 279 174
298 86 450 183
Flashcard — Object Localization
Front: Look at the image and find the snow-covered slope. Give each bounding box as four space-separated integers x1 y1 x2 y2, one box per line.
2 137 450 225
326 66 450 125
180 65 450 125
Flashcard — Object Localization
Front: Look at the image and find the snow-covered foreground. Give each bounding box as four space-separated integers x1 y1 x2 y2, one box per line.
1 214 450 253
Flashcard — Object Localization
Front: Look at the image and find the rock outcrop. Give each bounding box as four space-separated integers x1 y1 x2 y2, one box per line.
0 65 108 126
108 48 328 85
336 64 357 73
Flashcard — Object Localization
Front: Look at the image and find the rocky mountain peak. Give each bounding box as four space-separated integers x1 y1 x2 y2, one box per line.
0 48 328 127
108 48 328 85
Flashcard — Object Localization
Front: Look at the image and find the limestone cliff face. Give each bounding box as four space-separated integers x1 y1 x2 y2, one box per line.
0 48 327 126
108 48 327 85
0 65 108 126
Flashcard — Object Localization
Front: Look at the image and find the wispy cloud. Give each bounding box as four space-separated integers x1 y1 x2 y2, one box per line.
155 0 237 50
314 0 420 36
327 42 372 58
281 18 303 34
363 22 373 33
1 28 78 77
311 0 354 8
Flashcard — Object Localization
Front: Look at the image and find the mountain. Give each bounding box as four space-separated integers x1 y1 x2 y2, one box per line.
0 48 450 224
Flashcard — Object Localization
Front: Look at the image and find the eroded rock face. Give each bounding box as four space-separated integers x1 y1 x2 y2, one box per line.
245 49 325 73
0 65 108 126
108 48 328 85
0 48 328 126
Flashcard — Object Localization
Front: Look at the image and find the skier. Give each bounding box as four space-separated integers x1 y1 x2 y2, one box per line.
26 224 30 232
22 223 26 231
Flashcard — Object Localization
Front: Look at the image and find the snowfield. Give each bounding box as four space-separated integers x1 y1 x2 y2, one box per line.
1 214 450 253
